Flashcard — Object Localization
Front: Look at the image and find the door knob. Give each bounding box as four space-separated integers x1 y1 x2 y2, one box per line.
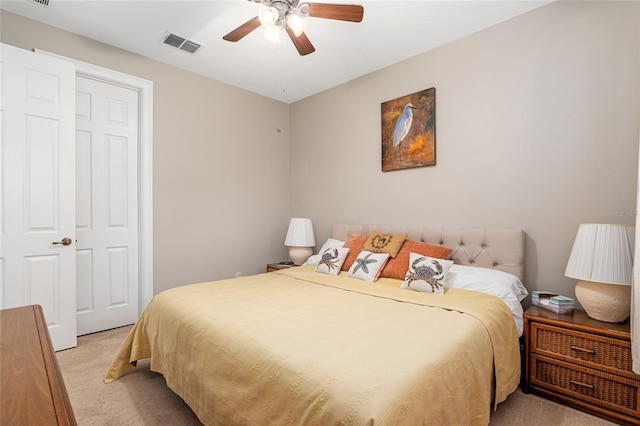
52 237 73 246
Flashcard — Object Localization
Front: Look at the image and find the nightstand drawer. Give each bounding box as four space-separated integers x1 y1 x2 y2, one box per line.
531 354 640 418
531 322 633 378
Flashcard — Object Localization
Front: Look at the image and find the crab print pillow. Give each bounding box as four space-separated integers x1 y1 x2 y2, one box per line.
347 251 390 282
315 247 350 275
400 253 454 295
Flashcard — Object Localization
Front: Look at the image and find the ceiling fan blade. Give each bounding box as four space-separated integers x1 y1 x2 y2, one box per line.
308 3 364 22
286 27 316 56
223 17 261 42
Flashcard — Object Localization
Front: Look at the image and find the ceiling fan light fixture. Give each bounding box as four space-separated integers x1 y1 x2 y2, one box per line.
258 4 280 26
263 24 284 43
286 12 307 37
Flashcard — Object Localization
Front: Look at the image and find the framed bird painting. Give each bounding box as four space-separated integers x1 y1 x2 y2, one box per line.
381 87 436 171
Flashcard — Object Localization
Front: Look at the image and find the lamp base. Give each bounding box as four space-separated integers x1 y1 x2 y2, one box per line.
289 246 313 266
574 280 631 323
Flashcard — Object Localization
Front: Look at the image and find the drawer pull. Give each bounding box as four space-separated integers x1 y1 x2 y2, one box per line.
569 379 595 390
570 345 595 355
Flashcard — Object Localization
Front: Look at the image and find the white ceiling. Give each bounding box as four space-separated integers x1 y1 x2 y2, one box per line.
1 0 552 103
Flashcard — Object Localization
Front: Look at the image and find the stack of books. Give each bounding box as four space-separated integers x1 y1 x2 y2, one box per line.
532 291 575 314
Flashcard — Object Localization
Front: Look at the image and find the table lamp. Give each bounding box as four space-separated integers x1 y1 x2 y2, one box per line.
564 223 634 323
284 218 315 265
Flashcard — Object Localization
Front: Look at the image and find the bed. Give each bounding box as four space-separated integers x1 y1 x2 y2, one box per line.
105 224 526 425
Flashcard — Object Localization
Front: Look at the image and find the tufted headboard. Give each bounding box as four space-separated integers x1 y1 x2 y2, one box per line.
331 224 525 283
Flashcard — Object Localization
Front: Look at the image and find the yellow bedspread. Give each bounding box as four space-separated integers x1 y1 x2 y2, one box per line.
105 266 520 425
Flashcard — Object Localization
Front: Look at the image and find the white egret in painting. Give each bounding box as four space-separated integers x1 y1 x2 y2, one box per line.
392 103 417 147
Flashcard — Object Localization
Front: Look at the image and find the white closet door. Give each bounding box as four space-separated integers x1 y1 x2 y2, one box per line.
75 75 139 335
0 43 77 350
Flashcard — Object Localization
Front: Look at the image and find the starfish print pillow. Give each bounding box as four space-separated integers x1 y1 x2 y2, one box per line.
347 250 390 282
400 253 454 295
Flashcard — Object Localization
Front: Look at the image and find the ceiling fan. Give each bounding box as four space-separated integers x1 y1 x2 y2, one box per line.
223 0 364 56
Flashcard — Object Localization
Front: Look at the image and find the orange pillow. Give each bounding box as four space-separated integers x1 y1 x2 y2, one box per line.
380 240 453 280
363 230 407 258
341 234 369 271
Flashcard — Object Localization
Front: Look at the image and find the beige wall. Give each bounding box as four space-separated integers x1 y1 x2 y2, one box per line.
290 1 640 301
1 10 292 294
3 1 640 303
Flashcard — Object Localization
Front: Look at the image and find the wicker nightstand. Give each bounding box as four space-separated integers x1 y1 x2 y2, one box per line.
524 305 640 425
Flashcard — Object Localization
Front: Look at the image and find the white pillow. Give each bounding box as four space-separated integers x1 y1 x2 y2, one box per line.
445 264 528 301
315 247 350 275
400 253 454 295
445 264 528 337
303 238 344 266
347 250 390 282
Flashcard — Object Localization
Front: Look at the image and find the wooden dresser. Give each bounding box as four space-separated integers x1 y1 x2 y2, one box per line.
524 305 640 425
0 305 76 425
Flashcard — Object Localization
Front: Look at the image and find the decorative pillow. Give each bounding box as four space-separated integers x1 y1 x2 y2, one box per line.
315 247 350 275
347 250 390 282
363 230 407 258
380 240 452 280
303 238 344 266
400 253 454 295
341 234 369 271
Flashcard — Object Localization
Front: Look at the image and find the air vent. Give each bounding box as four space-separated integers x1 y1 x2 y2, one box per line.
162 32 203 55
31 0 50 6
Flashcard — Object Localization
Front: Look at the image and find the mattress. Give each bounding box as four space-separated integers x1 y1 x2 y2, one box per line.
105 266 521 425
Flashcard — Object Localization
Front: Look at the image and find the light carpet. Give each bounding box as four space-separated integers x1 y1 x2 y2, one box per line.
55 326 616 425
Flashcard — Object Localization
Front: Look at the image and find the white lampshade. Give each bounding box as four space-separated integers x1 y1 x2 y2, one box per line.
565 223 634 322
565 224 634 285
284 218 315 265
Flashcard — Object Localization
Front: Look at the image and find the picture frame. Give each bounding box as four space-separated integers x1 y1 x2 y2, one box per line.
381 87 436 172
